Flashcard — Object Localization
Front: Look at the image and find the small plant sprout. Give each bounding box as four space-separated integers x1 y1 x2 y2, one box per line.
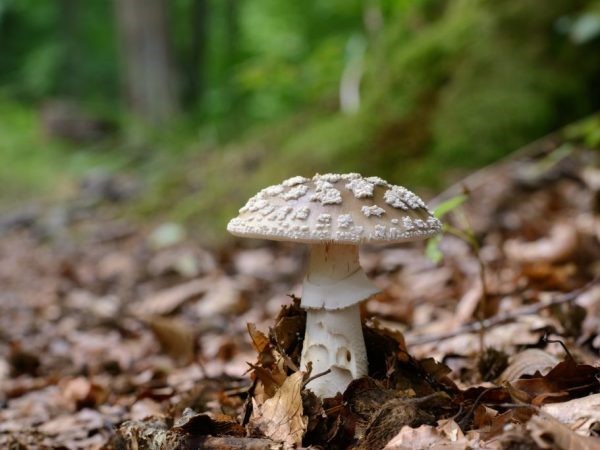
228 173 441 398
426 190 490 351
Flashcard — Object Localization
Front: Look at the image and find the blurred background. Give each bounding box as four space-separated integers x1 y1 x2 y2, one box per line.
1 0 599 242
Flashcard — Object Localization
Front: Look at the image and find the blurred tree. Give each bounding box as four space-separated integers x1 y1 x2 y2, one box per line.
183 0 209 108
114 0 179 124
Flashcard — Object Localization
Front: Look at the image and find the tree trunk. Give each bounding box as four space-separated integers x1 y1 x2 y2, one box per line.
184 0 208 108
114 0 179 125
59 0 80 96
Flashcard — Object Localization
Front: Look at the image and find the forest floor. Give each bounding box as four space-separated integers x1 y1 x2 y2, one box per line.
0 134 599 449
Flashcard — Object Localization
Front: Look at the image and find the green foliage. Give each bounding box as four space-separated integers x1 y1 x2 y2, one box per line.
429 0 592 168
565 114 600 148
272 0 600 184
432 194 468 219
425 193 468 264
0 0 118 104
140 0 600 242
0 95 132 207
425 234 444 264
1 0 600 241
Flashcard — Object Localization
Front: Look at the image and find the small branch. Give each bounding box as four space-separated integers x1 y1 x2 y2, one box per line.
493 403 539 410
458 387 495 429
542 334 575 363
407 278 599 346
302 369 332 389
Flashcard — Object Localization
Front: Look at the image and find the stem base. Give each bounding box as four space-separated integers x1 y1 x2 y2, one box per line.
301 304 367 398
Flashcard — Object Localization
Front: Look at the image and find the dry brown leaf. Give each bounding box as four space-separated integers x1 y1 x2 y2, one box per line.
453 280 483 325
37 409 108 448
247 323 270 353
148 316 195 362
249 371 307 448
383 419 473 450
542 394 600 433
60 376 107 409
138 277 213 315
0 357 8 380
130 398 166 421
410 319 546 361
510 359 600 405
498 349 559 382
528 412 600 450
383 424 441 450
504 222 578 263
197 276 242 316
148 247 216 278
577 285 600 341
97 251 137 282
38 409 104 436
233 248 299 281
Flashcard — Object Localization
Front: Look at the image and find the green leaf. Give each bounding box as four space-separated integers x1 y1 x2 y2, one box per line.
425 234 444 264
433 194 468 219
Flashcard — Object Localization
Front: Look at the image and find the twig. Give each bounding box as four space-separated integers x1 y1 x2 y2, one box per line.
542 334 575 363
458 387 495 429
407 277 599 346
242 378 258 427
302 369 331 389
493 403 539 410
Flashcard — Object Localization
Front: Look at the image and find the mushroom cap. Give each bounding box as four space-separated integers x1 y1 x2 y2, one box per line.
227 173 441 244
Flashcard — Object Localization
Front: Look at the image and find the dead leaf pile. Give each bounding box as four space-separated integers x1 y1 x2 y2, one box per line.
0 133 598 448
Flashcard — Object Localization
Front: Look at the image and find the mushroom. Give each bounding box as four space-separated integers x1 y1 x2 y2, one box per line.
227 173 441 398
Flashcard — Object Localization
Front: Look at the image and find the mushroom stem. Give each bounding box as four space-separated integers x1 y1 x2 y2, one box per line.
300 243 379 398
307 243 361 284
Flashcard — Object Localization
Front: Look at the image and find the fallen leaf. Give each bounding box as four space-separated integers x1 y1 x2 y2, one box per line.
97 251 137 282
60 376 107 410
504 222 578 263
0 357 9 381
498 349 559 382
453 280 483 326
138 277 213 315
542 394 600 433
249 371 307 448
528 412 600 450
38 408 104 436
247 323 270 354
197 276 242 316
384 419 472 450
512 359 600 405
130 398 166 421
148 247 216 278
148 316 196 362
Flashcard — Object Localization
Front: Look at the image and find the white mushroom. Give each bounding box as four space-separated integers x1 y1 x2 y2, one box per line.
227 173 440 398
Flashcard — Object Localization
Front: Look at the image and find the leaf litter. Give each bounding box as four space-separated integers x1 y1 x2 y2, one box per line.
0 136 599 449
